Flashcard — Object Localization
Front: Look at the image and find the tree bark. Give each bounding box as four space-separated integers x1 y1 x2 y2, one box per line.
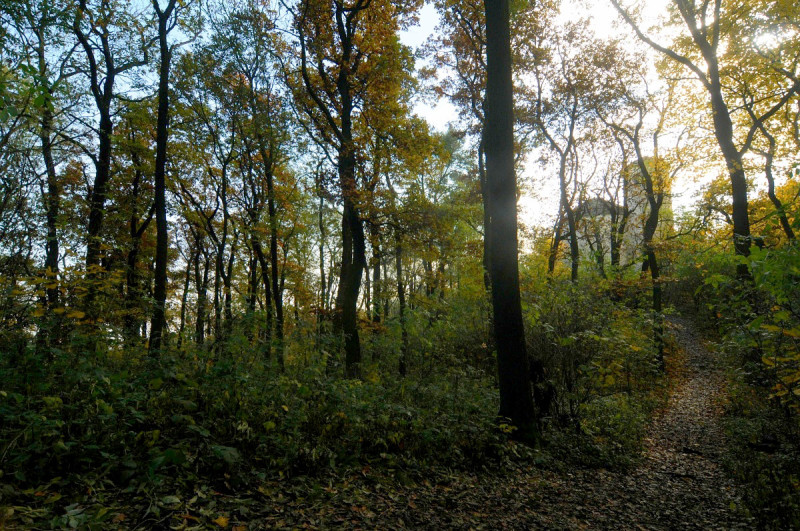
484 0 537 437
194 242 209 346
253 240 274 358
333 48 366 378
396 240 408 377
149 0 177 356
757 126 795 241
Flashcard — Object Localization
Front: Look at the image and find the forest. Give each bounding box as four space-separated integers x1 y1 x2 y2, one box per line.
0 0 799 528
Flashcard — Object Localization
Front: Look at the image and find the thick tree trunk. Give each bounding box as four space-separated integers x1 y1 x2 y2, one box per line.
335 191 366 378
484 0 536 436
709 83 751 273
334 114 365 377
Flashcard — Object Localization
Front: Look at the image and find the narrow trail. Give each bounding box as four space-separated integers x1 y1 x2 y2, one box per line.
508 315 753 529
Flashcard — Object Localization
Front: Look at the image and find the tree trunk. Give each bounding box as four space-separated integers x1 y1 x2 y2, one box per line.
371 231 381 323
758 128 795 241
334 123 365 378
268 169 285 367
254 239 274 358
36 79 61 352
708 82 751 274
177 258 191 349
478 136 492 292
148 0 177 356
194 247 209 345
396 240 408 377
484 0 537 437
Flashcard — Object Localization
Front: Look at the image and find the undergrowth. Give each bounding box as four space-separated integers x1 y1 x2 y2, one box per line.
0 280 665 528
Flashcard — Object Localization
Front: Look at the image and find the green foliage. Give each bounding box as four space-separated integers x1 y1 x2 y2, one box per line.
520 278 664 467
723 379 800 528
677 236 800 528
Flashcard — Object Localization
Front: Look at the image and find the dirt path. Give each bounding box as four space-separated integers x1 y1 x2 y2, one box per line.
243 316 753 529
503 315 752 529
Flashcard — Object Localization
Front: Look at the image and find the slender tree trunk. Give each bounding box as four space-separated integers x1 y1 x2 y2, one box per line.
149 0 177 355
563 199 579 282
371 233 381 324
254 240 274 358
484 0 537 437
36 80 61 352
318 194 326 312
758 128 795 241
268 171 285 367
246 251 258 342
396 240 408 377
478 136 492 292
548 213 564 276
382 256 389 321
40 108 59 308
177 258 191 349
213 255 222 342
124 238 142 344
194 248 208 345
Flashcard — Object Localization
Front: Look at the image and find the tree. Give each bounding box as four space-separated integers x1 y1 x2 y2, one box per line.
288 0 421 377
599 82 684 368
522 21 632 281
148 0 178 355
72 0 150 332
483 0 535 436
2 0 77 350
610 0 800 276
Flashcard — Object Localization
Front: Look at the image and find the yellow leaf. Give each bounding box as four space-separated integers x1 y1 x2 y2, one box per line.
213 516 229 527
32 308 46 317
53 307 66 314
67 310 85 319
281 405 289 412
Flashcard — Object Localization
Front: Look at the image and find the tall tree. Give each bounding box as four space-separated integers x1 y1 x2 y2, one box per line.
72 0 149 327
483 0 536 436
148 0 178 355
289 0 421 377
610 0 800 275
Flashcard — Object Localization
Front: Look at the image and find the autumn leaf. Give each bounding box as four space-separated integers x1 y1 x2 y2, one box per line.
213 515 229 527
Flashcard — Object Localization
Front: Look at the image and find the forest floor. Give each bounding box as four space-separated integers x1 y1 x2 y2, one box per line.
181 315 752 530
3 316 753 529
